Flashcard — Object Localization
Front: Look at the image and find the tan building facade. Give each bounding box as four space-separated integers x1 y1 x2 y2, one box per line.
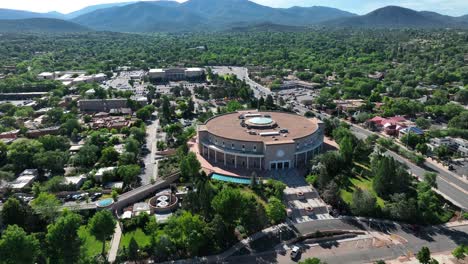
197 111 323 171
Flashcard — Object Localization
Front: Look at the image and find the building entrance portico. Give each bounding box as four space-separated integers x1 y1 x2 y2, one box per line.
270 160 291 170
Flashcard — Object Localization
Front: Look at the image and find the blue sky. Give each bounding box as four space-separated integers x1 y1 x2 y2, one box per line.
0 0 467 16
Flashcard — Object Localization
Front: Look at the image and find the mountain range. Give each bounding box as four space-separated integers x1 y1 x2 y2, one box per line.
0 0 467 33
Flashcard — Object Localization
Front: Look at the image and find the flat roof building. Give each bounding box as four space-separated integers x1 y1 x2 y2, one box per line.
78 99 128 113
197 110 324 171
8 169 39 190
149 67 204 81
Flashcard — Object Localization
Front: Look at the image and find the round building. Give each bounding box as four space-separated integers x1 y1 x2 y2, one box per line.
197 111 324 171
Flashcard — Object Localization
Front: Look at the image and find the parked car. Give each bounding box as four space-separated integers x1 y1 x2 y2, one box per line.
290 246 301 259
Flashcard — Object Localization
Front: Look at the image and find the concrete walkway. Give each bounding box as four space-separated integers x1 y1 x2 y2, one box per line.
107 222 122 263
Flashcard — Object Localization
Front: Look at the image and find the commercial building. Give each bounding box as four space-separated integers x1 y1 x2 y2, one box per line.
429 137 468 157
78 99 128 112
197 111 324 171
149 67 204 81
37 71 107 86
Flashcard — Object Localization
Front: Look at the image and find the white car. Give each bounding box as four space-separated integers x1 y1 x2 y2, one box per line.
290 246 301 259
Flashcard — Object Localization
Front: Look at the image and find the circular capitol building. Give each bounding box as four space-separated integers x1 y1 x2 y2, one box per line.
197 111 324 170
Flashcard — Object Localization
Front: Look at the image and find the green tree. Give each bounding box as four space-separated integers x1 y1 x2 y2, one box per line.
46 210 82 264
0 225 40 264
416 246 431 264
423 172 438 188
117 164 141 185
124 137 140 154
127 237 140 261
161 96 172 122
180 152 201 180
99 147 120 165
163 211 210 257
212 188 246 226
452 244 467 260
250 171 257 189
73 144 99 168
266 197 286 224
31 192 60 222
88 210 116 256
7 139 44 171
415 117 431 129
351 188 377 217
385 193 418 222
34 150 68 174
299 258 327 264
433 145 450 160
61 118 81 136
38 135 70 151
1 197 28 228
339 135 354 166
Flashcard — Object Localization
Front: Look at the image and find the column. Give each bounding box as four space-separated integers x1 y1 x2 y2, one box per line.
215 151 217 163
224 153 227 166
295 154 298 168
235 155 237 169
305 151 308 166
247 157 249 169
260 157 263 169
208 148 210 160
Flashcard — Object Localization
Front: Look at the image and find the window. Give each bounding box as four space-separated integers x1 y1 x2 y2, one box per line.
297 143 300 149
215 139 218 145
242 144 245 151
253 145 257 152
222 141 225 147
231 143 235 149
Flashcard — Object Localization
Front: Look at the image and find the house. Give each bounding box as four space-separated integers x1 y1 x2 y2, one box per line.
90 116 131 129
26 126 60 138
104 181 124 190
64 175 86 188
37 72 55 80
133 202 151 216
398 126 424 138
368 71 385 80
334 99 365 113
0 130 19 139
367 116 415 136
69 145 83 154
8 169 39 190
94 167 116 182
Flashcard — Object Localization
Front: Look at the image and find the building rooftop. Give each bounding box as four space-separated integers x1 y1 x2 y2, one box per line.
203 111 319 143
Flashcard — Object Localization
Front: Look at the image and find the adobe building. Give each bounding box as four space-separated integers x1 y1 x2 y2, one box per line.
197 110 324 171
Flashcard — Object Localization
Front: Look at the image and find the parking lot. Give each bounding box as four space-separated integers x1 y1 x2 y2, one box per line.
101 70 148 96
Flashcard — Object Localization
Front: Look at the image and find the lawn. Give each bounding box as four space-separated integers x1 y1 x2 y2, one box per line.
120 228 152 249
340 176 385 208
78 225 110 257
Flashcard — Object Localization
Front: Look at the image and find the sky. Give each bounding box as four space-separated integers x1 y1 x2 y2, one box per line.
0 0 467 16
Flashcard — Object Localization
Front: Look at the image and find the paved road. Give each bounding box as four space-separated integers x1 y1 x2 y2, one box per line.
212 66 468 209
225 220 468 264
141 118 160 185
386 151 468 210
107 222 122 263
310 109 468 210
212 66 272 98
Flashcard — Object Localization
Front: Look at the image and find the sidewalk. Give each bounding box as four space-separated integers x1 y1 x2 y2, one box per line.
107 222 122 263
382 250 460 264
